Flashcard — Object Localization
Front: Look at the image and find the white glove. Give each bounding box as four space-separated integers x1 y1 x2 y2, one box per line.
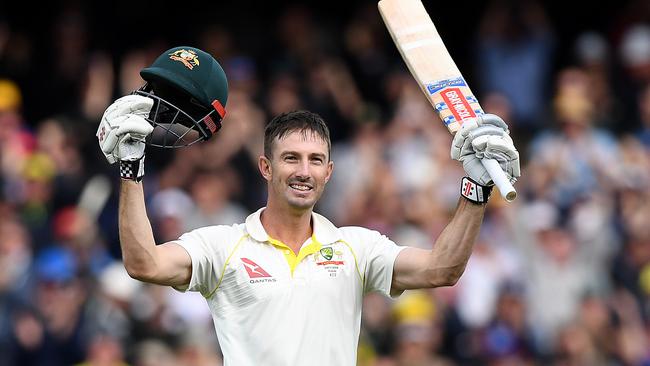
97 95 154 164
450 114 520 185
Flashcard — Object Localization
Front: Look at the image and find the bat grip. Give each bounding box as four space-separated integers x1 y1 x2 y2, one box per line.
481 158 516 202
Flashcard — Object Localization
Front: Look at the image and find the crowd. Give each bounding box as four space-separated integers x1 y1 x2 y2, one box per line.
0 0 650 365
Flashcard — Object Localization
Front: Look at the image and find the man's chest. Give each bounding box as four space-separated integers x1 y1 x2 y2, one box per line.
211 242 363 313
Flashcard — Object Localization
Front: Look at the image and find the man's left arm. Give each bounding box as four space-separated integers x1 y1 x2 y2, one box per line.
391 198 485 294
390 114 520 295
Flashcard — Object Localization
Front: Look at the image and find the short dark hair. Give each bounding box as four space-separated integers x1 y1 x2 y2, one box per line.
264 110 331 159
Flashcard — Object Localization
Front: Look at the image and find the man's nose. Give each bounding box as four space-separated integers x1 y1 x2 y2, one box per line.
295 160 310 178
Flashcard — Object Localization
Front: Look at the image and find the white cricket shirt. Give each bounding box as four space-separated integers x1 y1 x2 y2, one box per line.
174 207 406 366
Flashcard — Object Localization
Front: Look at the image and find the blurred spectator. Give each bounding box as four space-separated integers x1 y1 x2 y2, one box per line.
362 292 395 358
481 282 536 364
18 151 56 246
619 25 650 86
129 284 187 345
40 10 89 117
81 52 114 122
118 50 150 97
90 262 141 345
528 68 622 207
573 31 623 131
391 291 452 366
612 189 650 317
0 218 32 299
616 23 650 126
50 206 112 275
511 201 597 353
0 79 21 113
576 294 617 361
0 218 32 364
455 235 519 329
267 73 303 118
635 83 650 147
343 4 391 104
476 0 555 132
132 339 177 366
175 327 223 366
0 80 37 208
15 247 91 366
184 169 247 230
75 334 128 366
320 119 386 224
149 188 194 243
554 322 605 365
609 289 650 365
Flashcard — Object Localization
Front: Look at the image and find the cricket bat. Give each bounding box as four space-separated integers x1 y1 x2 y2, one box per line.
378 0 517 202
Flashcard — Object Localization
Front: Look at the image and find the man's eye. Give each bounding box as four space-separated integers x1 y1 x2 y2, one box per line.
285 156 297 161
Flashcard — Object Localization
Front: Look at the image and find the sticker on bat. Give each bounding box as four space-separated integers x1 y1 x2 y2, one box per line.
435 98 480 114
426 77 467 94
441 88 476 122
443 115 455 125
435 102 448 112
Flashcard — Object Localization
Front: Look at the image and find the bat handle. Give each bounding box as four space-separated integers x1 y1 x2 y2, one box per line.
481 158 517 202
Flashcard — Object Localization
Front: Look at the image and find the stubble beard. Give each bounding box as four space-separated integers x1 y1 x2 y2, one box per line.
285 185 319 210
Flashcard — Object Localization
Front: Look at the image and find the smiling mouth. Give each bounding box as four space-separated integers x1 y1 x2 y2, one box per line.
289 183 313 192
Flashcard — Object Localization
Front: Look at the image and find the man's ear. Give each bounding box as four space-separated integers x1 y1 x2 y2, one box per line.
259 155 272 181
324 160 334 183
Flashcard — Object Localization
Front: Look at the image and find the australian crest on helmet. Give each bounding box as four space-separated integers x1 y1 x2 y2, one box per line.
169 49 200 70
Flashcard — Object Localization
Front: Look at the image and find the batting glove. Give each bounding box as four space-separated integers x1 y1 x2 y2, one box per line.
96 95 154 181
450 114 520 203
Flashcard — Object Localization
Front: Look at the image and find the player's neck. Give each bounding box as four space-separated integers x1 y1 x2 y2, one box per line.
261 202 313 254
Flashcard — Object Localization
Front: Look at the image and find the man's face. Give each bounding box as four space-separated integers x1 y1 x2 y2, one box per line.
260 130 333 211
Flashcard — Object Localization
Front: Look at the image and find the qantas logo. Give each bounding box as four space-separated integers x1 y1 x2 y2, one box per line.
241 258 271 278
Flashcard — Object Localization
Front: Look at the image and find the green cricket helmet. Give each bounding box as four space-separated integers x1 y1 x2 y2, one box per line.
135 46 228 148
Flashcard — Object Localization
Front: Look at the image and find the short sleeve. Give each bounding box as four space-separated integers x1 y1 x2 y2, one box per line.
173 227 226 297
363 232 407 297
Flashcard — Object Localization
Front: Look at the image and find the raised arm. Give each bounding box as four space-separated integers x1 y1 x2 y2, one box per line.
391 114 520 294
391 198 485 292
119 180 192 286
97 95 192 287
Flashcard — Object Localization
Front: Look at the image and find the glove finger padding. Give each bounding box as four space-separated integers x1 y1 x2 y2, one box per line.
105 95 154 120
451 119 478 160
453 124 506 161
468 125 505 142
451 114 509 161
477 113 508 131
99 115 153 154
115 114 154 138
472 134 520 181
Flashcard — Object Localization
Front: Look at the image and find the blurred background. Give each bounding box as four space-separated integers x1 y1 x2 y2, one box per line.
1 0 650 365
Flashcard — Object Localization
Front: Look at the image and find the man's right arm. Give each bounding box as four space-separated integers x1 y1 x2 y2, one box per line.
119 180 192 287
98 95 193 288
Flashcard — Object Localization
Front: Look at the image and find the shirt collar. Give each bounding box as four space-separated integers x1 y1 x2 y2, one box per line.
245 207 341 245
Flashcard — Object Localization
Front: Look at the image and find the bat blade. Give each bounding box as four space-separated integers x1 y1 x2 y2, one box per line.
379 0 516 202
